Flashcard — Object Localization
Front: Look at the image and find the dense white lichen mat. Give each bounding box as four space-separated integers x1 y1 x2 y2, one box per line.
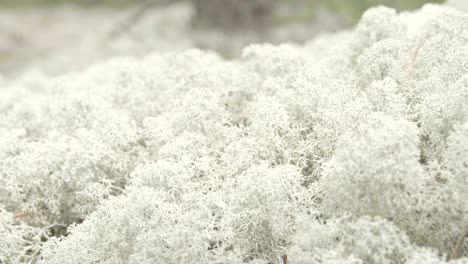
1 2 468 264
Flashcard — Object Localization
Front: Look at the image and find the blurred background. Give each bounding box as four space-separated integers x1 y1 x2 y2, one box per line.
0 0 448 76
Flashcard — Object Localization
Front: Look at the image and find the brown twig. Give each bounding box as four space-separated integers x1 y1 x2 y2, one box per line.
449 228 468 260
108 0 157 39
13 211 30 220
406 44 421 78
405 34 429 78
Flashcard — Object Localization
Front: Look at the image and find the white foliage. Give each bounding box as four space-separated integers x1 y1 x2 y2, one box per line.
321 113 424 218
0 208 41 264
1 2 468 264
289 214 414 264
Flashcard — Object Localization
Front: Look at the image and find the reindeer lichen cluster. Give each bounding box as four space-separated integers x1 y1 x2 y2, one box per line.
0 2 467 264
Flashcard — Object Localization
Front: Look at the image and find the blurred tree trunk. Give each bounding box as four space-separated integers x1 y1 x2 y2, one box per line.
191 0 277 30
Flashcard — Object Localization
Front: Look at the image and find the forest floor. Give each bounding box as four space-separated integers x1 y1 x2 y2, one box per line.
0 2 344 77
